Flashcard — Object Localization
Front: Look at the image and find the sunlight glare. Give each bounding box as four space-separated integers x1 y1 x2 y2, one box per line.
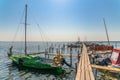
51 0 68 5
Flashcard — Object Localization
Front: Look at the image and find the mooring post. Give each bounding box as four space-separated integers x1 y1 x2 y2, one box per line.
81 45 82 53
47 48 49 59
95 69 97 80
70 47 72 66
115 42 117 48
45 49 47 59
75 63 77 73
78 50 80 63
51 46 54 53
63 44 65 53
38 45 40 52
56 48 59 54
58 44 60 53
49 47 50 53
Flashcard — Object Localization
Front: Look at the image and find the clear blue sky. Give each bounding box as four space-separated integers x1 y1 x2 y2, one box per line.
0 0 120 41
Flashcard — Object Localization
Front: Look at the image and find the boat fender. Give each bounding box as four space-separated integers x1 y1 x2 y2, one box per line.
52 54 63 66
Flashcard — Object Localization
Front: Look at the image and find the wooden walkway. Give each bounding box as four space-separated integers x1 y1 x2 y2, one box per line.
76 43 95 80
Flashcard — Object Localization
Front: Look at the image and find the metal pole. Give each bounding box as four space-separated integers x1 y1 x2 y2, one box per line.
103 18 110 45
25 4 27 55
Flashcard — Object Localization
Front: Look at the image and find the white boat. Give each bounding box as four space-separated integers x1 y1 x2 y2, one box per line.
110 48 120 68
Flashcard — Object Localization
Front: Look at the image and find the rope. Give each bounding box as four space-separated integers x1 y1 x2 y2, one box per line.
29 8 51 48
10 8 25 46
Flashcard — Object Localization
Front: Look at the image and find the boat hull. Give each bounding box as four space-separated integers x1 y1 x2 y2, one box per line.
10 55 65 75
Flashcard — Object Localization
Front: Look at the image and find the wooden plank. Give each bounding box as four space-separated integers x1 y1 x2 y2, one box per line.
76 43 95 80
86 52 95 80
29 52 80 57
91 65 120 73
76 51 83 80
76 46 83 80
85 47 90 80
80 49 85 80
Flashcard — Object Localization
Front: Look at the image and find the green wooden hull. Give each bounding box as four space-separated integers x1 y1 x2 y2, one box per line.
10 55 65 75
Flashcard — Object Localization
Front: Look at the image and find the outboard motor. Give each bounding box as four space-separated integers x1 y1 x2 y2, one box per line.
7 46 13 57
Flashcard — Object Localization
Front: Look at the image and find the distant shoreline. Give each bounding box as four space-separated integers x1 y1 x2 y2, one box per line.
0 41 120 43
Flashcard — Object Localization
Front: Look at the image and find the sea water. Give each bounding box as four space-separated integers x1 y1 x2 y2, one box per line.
0 41 120 80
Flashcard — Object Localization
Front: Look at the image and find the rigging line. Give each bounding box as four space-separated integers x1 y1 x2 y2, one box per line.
36 24 45 41
37 24 51 41
28 8 52 51
37 24 50 41
11 8 25 45
28 9 44 42
28 7 49 38
28 8 51 41
36 24 52 49
37 24 49 49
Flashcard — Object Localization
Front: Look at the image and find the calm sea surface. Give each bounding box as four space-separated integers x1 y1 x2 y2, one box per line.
0 41 120 80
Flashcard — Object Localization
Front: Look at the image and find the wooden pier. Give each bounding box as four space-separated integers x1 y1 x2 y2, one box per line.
76 43 95 80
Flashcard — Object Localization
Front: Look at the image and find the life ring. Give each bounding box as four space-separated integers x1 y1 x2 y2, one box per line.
52 54 63 66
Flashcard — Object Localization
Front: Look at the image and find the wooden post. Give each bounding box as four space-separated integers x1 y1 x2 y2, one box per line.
45 49 47 59
95 69 97 80
38 45 40 52
78 50 80 63
46 48 49 59
58 44 60 53
81 46 82 53
70 47 72 66
115 42 117 48
51 46 54 53
75 63 78 73
49 47 50 53
56 48 59 54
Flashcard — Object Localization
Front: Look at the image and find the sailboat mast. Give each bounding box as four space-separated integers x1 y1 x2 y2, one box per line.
103 18 110 45
25 4 27 55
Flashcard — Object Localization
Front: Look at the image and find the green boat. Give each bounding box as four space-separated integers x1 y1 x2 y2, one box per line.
8 4 65 75
9 55 65 75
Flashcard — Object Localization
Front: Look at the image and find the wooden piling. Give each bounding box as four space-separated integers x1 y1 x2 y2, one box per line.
77 50 80 63
75 63 78 73
45 49 47 59
70 47 72 67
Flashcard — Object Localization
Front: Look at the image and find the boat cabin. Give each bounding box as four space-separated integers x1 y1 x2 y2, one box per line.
89 44 113 51
110 49 120 66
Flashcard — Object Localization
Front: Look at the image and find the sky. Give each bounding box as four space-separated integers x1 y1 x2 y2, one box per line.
0 0 120 41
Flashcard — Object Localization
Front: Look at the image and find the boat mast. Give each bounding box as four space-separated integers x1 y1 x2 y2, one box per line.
25 4 27 55
103 18 110 45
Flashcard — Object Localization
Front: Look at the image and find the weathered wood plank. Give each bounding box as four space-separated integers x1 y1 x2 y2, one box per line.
76 43 95 80
91 65 120 73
